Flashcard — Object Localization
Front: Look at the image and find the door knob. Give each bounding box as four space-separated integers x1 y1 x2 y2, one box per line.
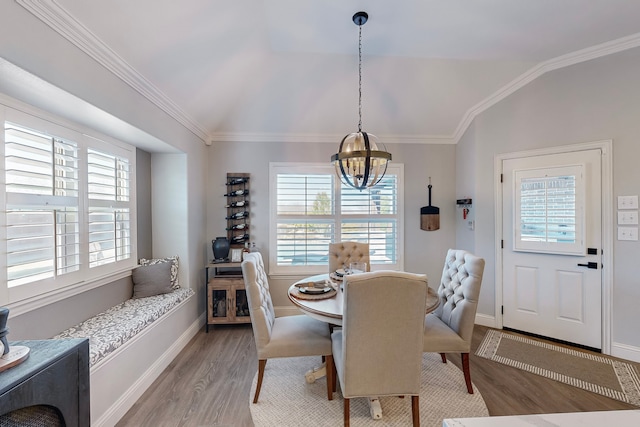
577 262 598 269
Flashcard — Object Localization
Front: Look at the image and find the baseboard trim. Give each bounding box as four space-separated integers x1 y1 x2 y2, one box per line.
475 313 496 328
611 341 640 364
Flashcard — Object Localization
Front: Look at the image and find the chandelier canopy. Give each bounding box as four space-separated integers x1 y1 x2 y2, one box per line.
331 11 391 191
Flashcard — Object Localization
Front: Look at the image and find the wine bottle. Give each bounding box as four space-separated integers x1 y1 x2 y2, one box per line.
225 211 249 220
224 189 249 197
225 200 247 208
231 233 249 243
226 223 248 231
227 177 249 185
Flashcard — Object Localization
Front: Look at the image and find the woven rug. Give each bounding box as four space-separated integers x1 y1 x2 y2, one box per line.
250 353 488 426
476 329 640 406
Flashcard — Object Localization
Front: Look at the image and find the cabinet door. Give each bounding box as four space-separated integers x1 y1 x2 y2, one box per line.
208 286 231 322
233 286 250 320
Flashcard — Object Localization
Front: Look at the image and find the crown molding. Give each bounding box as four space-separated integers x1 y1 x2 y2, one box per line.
17 1 640 147
208 132 455 145
16 0 209 143
452 31 640 143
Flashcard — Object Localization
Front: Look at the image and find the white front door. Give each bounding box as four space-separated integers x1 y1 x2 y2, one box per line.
502 149 602 349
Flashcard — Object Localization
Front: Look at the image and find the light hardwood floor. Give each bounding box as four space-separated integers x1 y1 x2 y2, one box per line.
117 324 639 426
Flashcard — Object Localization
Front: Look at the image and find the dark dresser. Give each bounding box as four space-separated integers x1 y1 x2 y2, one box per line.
0 338 90 426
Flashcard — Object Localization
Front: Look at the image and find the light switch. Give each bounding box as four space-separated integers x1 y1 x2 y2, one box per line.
618 227 639 241
618 195 639 209
618 211 639 225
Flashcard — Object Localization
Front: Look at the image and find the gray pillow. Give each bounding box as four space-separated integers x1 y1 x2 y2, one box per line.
132 262 173 298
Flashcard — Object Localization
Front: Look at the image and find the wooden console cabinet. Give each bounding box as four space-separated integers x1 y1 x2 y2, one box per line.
206 262 250 331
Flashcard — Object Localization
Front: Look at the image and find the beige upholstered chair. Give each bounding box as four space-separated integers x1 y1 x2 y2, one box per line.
328 242 370 273
241 252 334 403
331 271 427 426
423 249 485 394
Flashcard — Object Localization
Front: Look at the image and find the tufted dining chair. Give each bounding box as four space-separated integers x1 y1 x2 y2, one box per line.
328 242 370 273
241 252 334 403
423 249 485 394
331 271 427 426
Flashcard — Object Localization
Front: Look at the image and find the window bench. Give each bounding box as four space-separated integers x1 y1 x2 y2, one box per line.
54 287 197 426
54 287 194 367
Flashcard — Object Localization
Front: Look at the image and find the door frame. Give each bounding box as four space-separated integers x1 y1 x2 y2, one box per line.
494 140 613 354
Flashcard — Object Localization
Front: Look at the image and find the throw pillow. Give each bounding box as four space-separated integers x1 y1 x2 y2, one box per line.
132 262 173 298
139 256 179 289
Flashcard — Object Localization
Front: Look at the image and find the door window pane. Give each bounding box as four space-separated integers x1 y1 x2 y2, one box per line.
514 165 584 255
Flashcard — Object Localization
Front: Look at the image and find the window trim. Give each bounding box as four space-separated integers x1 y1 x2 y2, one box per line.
269 162 404 276
1 98 137 310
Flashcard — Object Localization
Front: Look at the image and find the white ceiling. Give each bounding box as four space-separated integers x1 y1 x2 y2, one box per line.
48 0 640 144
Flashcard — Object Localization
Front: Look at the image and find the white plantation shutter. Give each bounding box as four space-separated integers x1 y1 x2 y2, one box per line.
341 174 398 265
4 123 80 287
275 173 335 266
87 149 131 268
270 163 402 274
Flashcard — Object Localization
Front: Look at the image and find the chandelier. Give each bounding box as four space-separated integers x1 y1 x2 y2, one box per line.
331 11 391 191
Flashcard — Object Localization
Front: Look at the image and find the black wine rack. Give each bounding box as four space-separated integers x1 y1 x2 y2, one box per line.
225 173 250 248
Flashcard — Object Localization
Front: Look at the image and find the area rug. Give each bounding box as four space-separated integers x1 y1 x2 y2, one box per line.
249 353 488 426
476 329 640 406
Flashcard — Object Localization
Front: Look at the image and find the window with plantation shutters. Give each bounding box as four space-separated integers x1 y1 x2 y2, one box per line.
270 163 403 275
2 105 136 305
4 123 80 287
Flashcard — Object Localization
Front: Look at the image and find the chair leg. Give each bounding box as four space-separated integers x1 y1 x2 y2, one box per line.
325 354 334 400
411 395 420 427
461 353 473 394
253 359 267 403
440 352 447 363
343 397 350 427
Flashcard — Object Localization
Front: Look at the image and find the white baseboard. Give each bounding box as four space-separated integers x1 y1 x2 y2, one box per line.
92 298 203 427
475 313 497 328
611 341 640 363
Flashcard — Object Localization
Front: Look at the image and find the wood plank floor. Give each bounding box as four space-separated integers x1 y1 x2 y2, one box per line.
117 324 639 426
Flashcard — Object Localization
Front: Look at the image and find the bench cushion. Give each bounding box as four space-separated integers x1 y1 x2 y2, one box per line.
54 287 194 366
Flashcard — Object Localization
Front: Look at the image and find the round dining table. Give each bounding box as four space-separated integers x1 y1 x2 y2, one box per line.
288 273 440 327
288 273 440 420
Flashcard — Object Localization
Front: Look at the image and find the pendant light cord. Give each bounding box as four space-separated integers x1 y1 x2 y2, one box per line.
358 24 363 133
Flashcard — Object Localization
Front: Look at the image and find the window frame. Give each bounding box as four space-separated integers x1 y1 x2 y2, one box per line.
269 162 404 276
1 100 137 309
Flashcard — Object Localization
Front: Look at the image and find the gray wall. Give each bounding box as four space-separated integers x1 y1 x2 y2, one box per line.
136 148 153 260
462 46 640 351
207 140 456 307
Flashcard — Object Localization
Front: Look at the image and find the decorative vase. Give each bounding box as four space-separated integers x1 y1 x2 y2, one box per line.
212 237 230 261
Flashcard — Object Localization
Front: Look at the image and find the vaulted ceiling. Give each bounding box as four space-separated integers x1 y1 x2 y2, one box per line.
23 0 640 144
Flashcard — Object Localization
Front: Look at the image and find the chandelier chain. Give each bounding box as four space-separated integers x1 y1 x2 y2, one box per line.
358 24 362 133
